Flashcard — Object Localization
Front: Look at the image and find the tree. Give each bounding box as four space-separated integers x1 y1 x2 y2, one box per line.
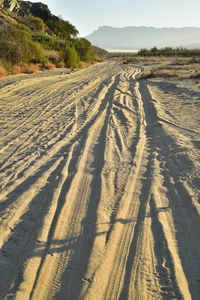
74 38 93 61
46 17 78 40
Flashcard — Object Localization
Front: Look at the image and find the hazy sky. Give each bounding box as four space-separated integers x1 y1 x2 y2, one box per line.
29 0 200 36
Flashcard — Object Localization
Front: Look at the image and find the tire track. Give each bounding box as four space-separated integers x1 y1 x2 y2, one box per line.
76 69 149 300
0 71 119 250
0 63 117 169
0 62 199 300
28 73 121 300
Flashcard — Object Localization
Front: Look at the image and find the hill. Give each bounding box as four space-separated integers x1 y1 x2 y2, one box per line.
86 26 200 50
0 0 99 76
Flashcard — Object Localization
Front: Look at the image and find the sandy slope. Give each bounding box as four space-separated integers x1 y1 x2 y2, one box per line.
0 62 200 300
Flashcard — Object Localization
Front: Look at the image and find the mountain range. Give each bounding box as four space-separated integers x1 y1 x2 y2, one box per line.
86 26 200 50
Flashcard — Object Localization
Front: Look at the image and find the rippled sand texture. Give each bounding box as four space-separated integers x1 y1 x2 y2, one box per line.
0 62 200 300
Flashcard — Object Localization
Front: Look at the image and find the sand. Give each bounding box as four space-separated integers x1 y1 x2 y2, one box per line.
0 61 200 299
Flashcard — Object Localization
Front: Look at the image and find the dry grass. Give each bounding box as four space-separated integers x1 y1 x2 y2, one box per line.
20 63 39 74
56 61 65 68
10 61 65 76
45 50 61 64
80 61 92 68
171 57 200 66
0 65 7 78
11 65 21 75
158 70 176 77
43 63 56 70
171 59 190 66
138 71 154 79
0 11 17 24
120 56 161 66
139 69 176 79
139 67 200 80
177 74 189 79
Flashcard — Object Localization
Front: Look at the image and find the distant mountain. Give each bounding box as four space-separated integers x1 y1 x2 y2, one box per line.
86 26 200 50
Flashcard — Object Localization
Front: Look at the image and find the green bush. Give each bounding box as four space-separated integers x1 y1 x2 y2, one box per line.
0 28 45 65
62 45 80 68
32 33 67 51
29 16 45 32
74 38 94 61
14 22 31 32
29 41 45 63
93 54 100 62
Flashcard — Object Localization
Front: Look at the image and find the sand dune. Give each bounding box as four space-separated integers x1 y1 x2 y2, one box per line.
0 62 200 299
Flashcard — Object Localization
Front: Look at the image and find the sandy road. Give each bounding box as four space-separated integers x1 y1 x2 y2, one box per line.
0 61 200 300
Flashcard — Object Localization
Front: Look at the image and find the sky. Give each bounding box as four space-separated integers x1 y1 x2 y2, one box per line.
29 0 200 37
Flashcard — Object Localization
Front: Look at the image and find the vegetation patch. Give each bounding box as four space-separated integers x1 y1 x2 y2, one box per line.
0 4 100 77
20 63 39 74
0 65 7 77
0 28 45 65
138 47 200 57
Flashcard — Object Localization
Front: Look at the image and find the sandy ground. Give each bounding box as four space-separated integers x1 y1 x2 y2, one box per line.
0 61 200 300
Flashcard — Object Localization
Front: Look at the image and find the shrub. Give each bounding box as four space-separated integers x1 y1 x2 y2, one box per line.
12 65 21 75
80 61 92 68
138 71 155 79
93 54 100 62
74 38 99 62
29 41 45 63
157 70 176 77
20 63 39 74
0 65 7 78
178 74 188 79
45 50 60 63
0 28 45 65
15 22 31 32
29 16 45 32
62 45 80 68
74 38 93 61
32 33 66 51
43 63 55 70
56 61 65 68
139 69 176 79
